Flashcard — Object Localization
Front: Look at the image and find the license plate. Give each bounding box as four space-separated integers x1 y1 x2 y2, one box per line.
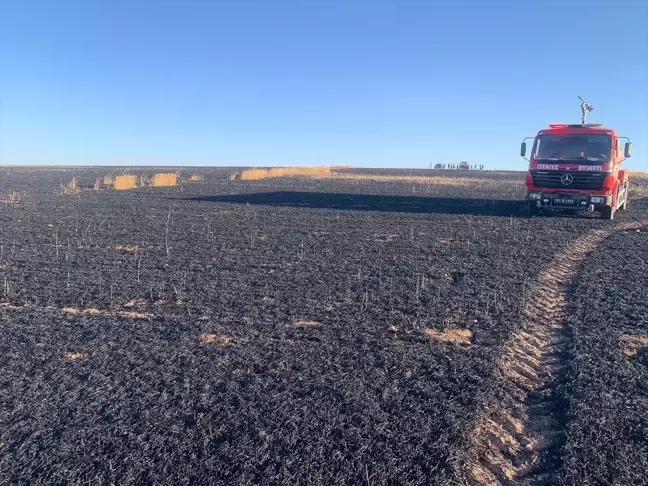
554 198 575 205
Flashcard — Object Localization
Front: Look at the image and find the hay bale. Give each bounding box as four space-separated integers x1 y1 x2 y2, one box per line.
151 173 178 187
114 175 138 190
238 167 335 181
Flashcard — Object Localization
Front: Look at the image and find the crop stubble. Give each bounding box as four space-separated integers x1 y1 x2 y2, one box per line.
0 168 646 485
466 218 648 485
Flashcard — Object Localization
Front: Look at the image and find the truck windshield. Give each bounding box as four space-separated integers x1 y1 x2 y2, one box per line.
534 134 611 163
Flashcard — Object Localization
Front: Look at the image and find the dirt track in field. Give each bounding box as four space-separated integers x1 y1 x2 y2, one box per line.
468 218 648 485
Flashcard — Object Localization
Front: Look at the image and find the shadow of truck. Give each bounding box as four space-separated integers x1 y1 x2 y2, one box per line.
185 191 530 217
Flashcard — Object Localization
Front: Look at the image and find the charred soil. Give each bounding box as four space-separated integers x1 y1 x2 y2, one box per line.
0 168 646 485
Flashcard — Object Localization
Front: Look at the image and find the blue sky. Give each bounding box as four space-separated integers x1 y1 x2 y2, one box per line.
1 0 647 170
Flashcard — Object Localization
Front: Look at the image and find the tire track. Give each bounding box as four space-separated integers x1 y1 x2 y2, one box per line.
467 219 648 485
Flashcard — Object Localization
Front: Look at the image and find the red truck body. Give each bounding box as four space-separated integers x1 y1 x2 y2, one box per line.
521 123 632 219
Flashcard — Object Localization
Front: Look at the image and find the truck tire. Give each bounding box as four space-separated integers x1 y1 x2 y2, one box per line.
619 185 629 211
600 205 615 220
528 202 540 217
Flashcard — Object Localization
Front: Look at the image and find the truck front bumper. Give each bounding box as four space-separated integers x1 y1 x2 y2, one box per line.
525 191 611 211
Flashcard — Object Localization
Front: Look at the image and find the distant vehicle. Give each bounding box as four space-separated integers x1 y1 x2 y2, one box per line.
458 161 469 170
520 97 632 219
434 163 443 169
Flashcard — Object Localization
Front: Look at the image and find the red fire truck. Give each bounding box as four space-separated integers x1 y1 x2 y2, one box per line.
520 98 633 219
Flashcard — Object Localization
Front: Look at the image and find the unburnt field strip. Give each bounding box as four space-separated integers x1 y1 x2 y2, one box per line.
0 168 646 485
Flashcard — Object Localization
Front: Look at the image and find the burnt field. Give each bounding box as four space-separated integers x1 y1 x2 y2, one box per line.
560 227 648 485
0 168 647 485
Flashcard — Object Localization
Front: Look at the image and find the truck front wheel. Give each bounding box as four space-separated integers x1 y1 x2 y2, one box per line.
600 205 615 220
528 202 540 217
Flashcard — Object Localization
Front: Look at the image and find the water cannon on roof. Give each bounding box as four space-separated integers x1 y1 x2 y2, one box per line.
579 96 593 125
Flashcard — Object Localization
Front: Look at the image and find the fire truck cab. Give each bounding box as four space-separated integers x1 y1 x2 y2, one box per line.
520 99 632 219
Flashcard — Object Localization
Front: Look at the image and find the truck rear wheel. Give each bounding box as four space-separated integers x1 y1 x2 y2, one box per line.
619 184 629 211
600 205 615 220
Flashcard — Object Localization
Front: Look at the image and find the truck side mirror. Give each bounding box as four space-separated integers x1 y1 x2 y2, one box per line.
520 142 527 157
624 142 632 158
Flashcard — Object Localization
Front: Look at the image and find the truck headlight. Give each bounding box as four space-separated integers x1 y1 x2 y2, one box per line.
528 192 542 199
590 196 604 204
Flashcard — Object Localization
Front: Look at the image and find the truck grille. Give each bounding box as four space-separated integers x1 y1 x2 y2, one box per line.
531 171 606 190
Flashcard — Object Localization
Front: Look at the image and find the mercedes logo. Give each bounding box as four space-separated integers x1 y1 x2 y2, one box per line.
561 174 574 185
